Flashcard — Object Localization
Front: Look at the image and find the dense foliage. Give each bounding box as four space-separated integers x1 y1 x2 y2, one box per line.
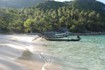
0 1 105 33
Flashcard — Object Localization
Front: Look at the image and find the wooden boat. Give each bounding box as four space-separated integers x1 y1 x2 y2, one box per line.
46 38 80 41
45 36 81 41
39 32 81 41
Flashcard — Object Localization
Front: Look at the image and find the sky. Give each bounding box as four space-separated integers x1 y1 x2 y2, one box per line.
55 0 105 4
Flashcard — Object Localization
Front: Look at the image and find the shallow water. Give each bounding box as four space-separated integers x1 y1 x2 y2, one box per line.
0 34 44 70
46 35 105 70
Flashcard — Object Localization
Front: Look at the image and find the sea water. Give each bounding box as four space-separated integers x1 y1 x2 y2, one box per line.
46 35 105 70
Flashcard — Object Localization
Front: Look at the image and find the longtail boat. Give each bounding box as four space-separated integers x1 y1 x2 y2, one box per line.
45 36 81 41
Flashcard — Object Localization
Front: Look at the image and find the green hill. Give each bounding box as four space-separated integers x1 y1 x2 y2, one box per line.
35 1 67 10
69 1 105 13
0 0 45 8
0 0 105 33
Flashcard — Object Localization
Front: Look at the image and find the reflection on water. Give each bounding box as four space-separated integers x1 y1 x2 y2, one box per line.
46 35 105 70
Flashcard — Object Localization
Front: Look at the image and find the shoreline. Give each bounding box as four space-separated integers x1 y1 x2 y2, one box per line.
0 34 62 70
69 32 105 36
1 32 105 36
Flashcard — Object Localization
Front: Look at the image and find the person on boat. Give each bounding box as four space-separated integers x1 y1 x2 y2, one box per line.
77 35 81 40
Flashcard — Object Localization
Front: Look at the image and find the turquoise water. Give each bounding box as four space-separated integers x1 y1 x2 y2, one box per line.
46 35 105 70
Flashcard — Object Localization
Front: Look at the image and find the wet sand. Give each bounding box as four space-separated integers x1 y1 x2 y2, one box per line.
0 34 62 70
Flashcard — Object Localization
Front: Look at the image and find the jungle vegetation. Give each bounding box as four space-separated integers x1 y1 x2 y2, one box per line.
0 0 105 33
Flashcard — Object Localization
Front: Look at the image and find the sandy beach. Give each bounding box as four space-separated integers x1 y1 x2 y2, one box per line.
0 34 62 70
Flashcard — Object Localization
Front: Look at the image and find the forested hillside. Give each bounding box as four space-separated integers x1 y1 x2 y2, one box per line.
0 0 44 8
0 0 105 33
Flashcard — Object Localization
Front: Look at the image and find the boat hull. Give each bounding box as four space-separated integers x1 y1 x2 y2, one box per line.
46 38 80 41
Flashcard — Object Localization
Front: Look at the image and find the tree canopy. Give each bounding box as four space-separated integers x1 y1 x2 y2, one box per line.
0 0 105 33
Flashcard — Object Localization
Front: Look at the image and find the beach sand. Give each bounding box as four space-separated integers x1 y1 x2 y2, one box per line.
0 34 62 70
